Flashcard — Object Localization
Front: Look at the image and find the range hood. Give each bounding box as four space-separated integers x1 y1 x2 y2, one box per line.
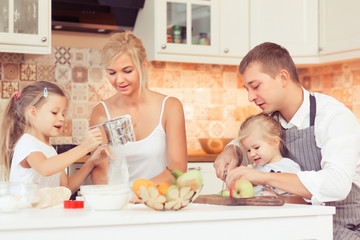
52 0 145 34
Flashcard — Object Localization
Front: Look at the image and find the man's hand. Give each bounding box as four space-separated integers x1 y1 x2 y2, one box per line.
214 144 241 180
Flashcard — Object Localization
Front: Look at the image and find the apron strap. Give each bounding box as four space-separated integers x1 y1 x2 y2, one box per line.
309 94 316 127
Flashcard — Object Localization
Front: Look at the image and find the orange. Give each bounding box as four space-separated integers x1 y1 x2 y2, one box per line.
156 182 171 196
132 178 155 198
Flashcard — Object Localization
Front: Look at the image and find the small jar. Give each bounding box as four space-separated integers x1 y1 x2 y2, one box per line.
198 32 210 45
172 25 182 43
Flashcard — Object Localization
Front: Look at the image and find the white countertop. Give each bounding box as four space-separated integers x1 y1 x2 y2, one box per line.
0 203 335 240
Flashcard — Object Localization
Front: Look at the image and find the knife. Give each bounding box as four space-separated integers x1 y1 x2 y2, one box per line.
220 166 228 196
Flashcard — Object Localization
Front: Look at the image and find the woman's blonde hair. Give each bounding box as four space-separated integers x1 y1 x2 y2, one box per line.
0 81 67 181
101 31 149 93
237 113 288 162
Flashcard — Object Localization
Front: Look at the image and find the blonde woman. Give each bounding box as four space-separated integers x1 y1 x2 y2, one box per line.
90 32 187 186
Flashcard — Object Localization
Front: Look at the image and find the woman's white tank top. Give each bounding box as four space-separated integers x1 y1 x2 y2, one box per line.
100 96 169 183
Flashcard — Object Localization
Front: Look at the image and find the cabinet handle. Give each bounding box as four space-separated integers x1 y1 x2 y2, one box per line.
188 167 201 171
41 37 47 42
223 48 229 53
161 44 167 49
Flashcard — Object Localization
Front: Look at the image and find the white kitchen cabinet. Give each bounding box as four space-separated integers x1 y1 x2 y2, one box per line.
319 0 360 61
249 0 318 60
0 0 51 54
188 162 223 195
134 0 249 65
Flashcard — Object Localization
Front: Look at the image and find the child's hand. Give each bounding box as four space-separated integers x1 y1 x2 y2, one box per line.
82 127 103 152
90 147 110 166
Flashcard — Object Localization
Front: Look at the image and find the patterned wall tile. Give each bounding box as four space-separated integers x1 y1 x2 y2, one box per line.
3 63 20 80
194 88 210 105
20 63 37 81
223 72 238 88
207 106 223 120
322 73 333 89
61 119 72 136
55 47 71 65
193 105 208 120
222 121 241 138
72 66 88 83
72 119 89 144
353 70 360 86
88 49 102 67
72 101 93 119
0 62 2 80
70 48 88 66
19 81 31 92
164 70 180 88
0 53 23 63
38 65 55 82
151 61 166 69
88 66 104 84
50 136 73 145
209 72 223 88
210 89 225 104
183 105 194 121
72 83 88 101
209 121 224 137
224 89 237 105
2 81 19 98
180 71 197 88
149 69 165 88
353 86 360 104
55 64 71 84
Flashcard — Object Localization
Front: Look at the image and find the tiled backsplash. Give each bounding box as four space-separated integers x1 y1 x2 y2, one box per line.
1 49 359 153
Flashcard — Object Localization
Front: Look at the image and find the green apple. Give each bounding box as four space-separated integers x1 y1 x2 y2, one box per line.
218 190 230 197
176 170 203 191
165 185 180 202
230 179 254 198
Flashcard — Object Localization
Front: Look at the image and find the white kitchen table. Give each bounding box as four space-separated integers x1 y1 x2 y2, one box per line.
0 203 335 240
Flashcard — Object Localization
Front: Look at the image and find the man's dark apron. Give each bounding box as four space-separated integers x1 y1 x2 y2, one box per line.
282 94 360 240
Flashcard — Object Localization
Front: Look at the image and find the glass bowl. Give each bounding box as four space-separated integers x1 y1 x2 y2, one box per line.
0 182 38 213
80 184 131 211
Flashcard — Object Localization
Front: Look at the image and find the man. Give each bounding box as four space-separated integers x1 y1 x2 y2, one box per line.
214 42 360 239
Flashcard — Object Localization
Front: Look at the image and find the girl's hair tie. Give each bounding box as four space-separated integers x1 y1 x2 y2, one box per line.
13 92 21 100
43 87 48 98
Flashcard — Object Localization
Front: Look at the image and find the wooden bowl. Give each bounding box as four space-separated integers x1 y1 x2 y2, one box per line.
198 138 233 154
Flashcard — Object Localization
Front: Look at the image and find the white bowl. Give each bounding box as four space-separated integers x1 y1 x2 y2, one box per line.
80 184 131 211
0 182 38 213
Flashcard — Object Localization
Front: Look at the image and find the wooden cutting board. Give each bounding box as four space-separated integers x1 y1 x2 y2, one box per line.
193 194 285 206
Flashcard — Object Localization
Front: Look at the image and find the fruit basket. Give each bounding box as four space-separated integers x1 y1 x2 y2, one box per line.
132 169 203 211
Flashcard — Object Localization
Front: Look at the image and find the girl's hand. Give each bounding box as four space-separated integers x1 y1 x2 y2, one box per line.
90 147 110 166
81 127 103 152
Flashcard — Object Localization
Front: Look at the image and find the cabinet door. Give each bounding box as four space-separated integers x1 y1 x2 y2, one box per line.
0 0 51 54
319 0 360 56
188 162 223 195
250 0 318 57
219 0 249 58
157 0 219 55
